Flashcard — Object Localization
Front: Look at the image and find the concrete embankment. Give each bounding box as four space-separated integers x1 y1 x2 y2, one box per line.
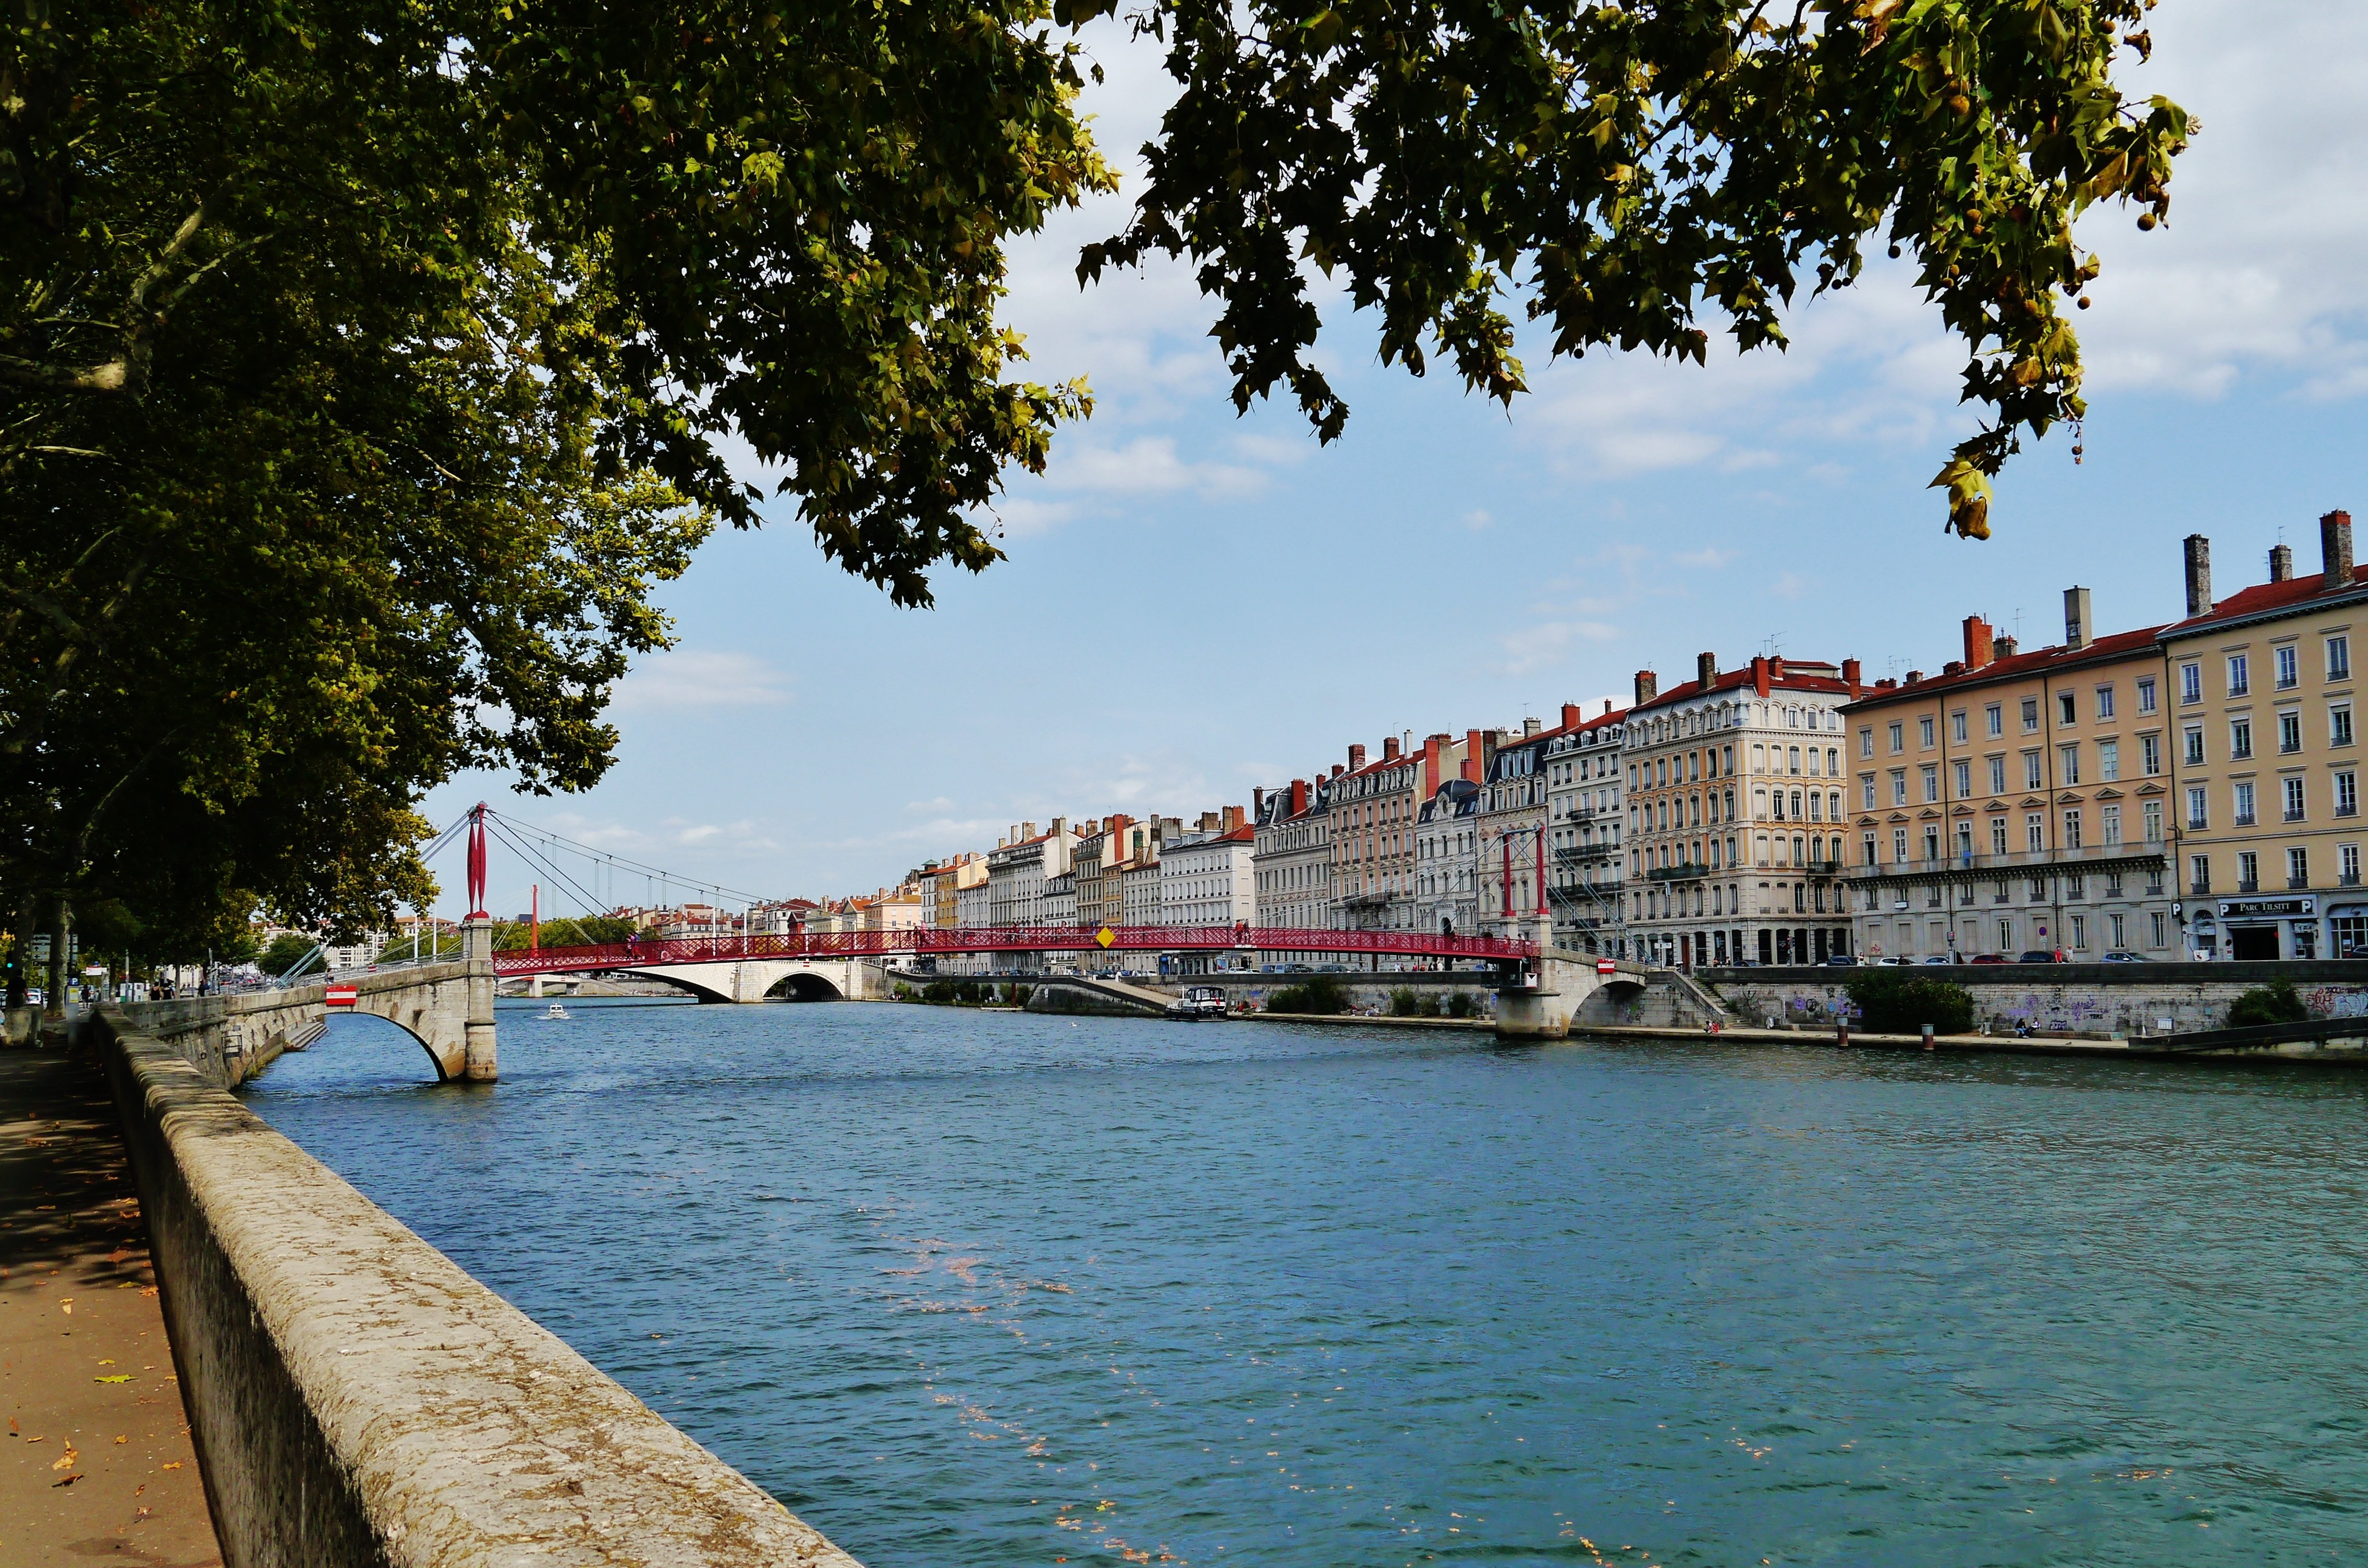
85 1007 859 1568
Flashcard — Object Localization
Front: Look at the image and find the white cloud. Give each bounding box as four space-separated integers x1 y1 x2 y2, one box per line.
1045 435 1267 499
613 649 794 712
1495 619 1620 678
1673 546 1738 569
1461 508 1494 531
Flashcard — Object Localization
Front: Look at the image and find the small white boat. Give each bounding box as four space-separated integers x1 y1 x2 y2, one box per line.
540 1002 570 1020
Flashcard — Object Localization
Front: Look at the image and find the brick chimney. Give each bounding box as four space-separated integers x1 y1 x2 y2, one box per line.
1023 820 1037 840
2324 509 2354 589
1961 615 1994 669
1562 703 1582 730
2064 586 2092 651
1634 669 1658 706
2270 544 2294 583
1842 657 1862 699
1290 779 1308 815
1461 755 1481 783
1751 655 1772 697
2184 534 2213 618
1905 671 1924 685
1252 787 1264 818
1467 728 1492 777
1604 699 1616 717
1696 650 1718 690
1382 735 1401 762
1331 763 1344 780
1348 743 1366 771
1995 634 2018 659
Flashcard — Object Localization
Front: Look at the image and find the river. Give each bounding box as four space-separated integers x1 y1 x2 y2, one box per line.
243 999 2368 1566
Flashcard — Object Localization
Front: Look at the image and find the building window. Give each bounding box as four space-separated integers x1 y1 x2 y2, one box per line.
1858 727 1874 758
1986 703 2005 738
2335 705 2355 747
2290 846 2311 888
2144 800 2163 842
2191 854 2211 894
2029 875 2048 902
2181 663 2203 704
2330 637 2352 682
2058 691 2078 727
2229 654 2250 696
2024 751 2044 790
2151 911 2167 948
2142 733 2163 776
2239 851 2259 891
2187 787 2209 830
2280 711 2303 754
1921 765 1939 803
2230 718 2253 760
1892 828 1909 863
2234 781 2256 826
2184 726 2206 766
2000 917 2016 950
2062 808 2083 849
1861 775 1877 810
1862 833 1878 866
1954 760 1972 799
2137 677 2157 714
1888 722 1904 754
2095 684 2116 719
2286 776 2307 822
1890 769 1908 806
2102 804 2122 845
2058 744 2081 786
1923 827 1940 861
2070 915 2088 951
1919 716 1936 749
2277 645 2301 689
1992 817 2009 854
1988 755 2007 794
2341 770 2359 818
2027 812 2046 852
1789 745 1803 775
2345 844 2362 888
2106 869 2123 897
2021 697 2041 733
2098 739 2120 781
1951 710 1968 743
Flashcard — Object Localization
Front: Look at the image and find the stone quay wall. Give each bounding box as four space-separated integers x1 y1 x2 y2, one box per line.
1695 960 2368 1037
86 1007 860 1568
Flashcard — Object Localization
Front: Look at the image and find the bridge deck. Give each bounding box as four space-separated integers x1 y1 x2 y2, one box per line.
493 926 1539 976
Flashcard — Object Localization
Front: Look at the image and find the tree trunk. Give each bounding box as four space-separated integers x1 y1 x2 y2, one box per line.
43 893 72 1023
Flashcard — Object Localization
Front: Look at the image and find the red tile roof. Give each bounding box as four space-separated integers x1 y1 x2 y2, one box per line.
2163 563 2368 636
1842 624 2166 708
1633 660 1854 715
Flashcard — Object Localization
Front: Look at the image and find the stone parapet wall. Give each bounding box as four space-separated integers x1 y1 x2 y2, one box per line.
87 1007 859 1568
1696 963 2368 1037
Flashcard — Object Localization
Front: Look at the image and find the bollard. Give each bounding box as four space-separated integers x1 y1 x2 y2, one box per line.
1921 1023 1935 1051
1836 1021 1850 1049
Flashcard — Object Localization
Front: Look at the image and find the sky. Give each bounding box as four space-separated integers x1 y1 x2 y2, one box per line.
429 0 2368 920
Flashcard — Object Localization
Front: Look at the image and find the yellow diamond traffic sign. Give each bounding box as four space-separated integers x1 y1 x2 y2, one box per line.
1095 926 1116 949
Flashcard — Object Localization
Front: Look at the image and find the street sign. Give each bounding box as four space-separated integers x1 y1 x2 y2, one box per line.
1094 926 1117 949
1596 959 1616 974
324 984 359 1008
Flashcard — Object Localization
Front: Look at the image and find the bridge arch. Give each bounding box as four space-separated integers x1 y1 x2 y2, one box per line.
1575 978 1647 1027
766 972 844 1002
604 967 738 1005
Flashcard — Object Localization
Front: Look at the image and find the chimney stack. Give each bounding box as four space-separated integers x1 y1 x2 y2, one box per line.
1252 787 1264 818
1348 743 1366 771
1961 615 1994 670
1523 717 1542 738
2184 534 2213 618
1995 634 2018 660
1562 703 1582 730
1842 657 1862 699
1634 669 1658 706
1291 779 1309 815
1331 763 1344 780
2064 586 2092 652
1461 755 1481 784
1382 735 1401 762
1752 655 1772 697
2270 544 2294 583
1604 700 1615 717
1697 650 1718 690
2324 509 2354 589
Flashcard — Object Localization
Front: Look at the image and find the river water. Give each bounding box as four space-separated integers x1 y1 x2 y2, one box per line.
244 1000 2368 1566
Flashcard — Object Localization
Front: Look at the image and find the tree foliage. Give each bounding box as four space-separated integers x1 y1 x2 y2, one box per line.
1846 971 1974 1033
1071 0 2189 540
2227 978 2310 1030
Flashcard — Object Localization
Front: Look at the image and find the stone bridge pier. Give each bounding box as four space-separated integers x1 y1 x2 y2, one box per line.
1491 920 1694 1038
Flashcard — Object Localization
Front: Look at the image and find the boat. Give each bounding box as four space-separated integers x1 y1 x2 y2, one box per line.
540 1002 569 1020
1165 986 1228 1021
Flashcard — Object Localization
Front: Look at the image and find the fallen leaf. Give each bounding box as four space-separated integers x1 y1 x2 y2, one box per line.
95 1375 133 1383
60 1299 72 1315
162 1461 184 1471
115 1436 128 1444
52 1472 82 1487
53 1452 77 1471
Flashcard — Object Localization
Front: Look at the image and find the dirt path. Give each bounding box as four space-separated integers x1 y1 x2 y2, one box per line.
1 1046 219 1567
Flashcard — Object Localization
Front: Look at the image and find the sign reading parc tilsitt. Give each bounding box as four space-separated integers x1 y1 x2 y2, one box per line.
325 983 359 1008
2218 898 2315 919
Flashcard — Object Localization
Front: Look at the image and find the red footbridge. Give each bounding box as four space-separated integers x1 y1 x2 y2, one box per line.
490 925 1537 978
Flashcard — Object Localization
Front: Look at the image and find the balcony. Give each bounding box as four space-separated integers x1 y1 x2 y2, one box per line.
2191 878 2212 895
1553 844 1619 866
1842 840 2170 884
2234 813 2257 827
2343 872 2362 888
2286 810 2308 823
1646 864 1710 883
2290 875 2312 890
2237 879 2260 893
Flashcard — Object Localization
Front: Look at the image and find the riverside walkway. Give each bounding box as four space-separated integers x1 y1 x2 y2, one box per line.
1 1043 219 1566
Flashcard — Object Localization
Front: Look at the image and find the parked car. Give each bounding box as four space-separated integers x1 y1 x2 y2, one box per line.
1821 954 1860 966
1969 953 2010 965
1920 954 1962 965
2017 950 2064 963
2100 950 2152 962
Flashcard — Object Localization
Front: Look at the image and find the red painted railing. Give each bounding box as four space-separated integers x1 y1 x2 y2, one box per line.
488 925 1537 976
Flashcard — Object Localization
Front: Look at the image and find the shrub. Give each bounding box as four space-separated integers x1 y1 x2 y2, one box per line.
1266 985 1308 1012
1844 972 1974 1035
1389 986 1420 1016
1011 984 1033 1007
957 981 982 1005
893 983 914 1001
1446 990 1475 1019
1267 975 1348 1015
924 979 957 1004
2228 978 2311 1028
1414 991 1441 1018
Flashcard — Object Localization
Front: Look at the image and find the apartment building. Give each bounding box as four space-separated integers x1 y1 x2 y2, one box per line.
1841 597 2176 962
1545 703 1627 956
1158 811 1255 967
1254 779 1334 932
1477 717 1558 933
2165 516 2368 960
1414 776 1482 945
1329 738 1429 933
1628 652 1861 967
